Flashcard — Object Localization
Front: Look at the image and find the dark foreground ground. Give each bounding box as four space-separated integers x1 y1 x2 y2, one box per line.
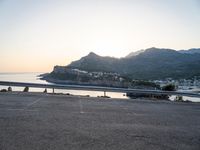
0 92 200 150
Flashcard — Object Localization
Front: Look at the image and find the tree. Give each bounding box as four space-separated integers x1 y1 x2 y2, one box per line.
162 84 176 91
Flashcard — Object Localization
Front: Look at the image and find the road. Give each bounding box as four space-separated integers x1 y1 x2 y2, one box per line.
0 92 200 150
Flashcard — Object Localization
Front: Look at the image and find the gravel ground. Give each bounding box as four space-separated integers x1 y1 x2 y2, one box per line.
0 92 200 150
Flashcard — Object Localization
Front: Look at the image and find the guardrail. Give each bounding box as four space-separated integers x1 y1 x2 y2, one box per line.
0 81 200 98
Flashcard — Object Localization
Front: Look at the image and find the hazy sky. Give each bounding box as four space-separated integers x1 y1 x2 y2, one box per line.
0 0 200 72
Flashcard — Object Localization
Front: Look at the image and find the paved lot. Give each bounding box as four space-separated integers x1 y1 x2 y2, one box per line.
0 92 200 150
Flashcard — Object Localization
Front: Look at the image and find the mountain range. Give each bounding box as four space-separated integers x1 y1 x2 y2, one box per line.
52 47 200 80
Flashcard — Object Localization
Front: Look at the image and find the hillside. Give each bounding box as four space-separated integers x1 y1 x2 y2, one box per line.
47 47 200 80
179 48 200 54
67 47 200 80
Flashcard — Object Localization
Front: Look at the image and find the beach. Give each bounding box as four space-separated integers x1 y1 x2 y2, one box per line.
0 92 200 150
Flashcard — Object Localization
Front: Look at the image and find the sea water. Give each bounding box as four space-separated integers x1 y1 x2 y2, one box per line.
0 73 127 99
0 73 199 102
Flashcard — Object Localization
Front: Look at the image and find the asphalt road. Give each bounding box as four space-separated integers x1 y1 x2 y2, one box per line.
0 92 200 150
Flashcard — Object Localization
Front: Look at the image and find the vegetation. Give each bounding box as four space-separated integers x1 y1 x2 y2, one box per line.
175 96 184 102
44 48 200 89
66 48 200 80
162 84 176 91
23 86 29 92
0 89 7 92
46 70 131 88
43 89 47 93
131 80 160 89
126 93 169 100
8 87 12 92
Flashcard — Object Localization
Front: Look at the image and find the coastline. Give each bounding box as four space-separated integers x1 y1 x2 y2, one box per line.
40 75 131 88
0 72 199 102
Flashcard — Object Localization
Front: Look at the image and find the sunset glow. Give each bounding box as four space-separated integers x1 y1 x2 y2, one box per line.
0 0 200 72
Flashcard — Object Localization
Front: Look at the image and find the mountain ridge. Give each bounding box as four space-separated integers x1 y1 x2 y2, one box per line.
52 47 200 80
179 48 200 54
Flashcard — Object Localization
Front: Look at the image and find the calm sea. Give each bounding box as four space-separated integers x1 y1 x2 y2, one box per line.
0 73 126 99
0 73 199 102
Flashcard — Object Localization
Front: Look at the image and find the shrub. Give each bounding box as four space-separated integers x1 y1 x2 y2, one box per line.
175 96 183 102
8 87 12 92
131 80 160 89
0 89 7 92
23 86 29 92
162 84 176 91
43 89 47 93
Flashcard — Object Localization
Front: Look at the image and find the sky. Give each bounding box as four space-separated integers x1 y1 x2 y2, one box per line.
0 0 200 72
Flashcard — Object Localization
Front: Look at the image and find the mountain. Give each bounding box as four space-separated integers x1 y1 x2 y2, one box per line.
121 48 200 79
125 49 145 58
51 47 200 80
179 48 200 54
68 52 118 72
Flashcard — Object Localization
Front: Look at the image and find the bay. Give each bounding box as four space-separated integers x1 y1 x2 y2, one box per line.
0 73 127 99
0 73 199 102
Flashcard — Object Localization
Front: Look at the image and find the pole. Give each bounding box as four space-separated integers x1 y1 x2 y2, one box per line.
104 91 106 97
